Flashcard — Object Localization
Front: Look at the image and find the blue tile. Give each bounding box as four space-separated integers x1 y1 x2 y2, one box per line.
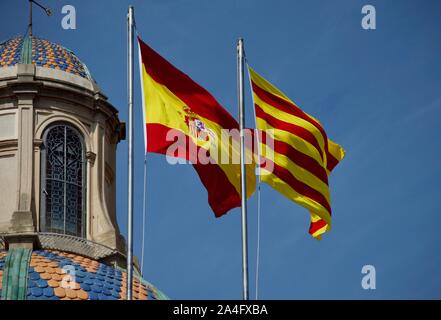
104 284 114 291
97 275 105 281
98 293 112 300
81 283 91 292
58 261 71 267
86 272 96 279
36 279 48 288
30 287 43 297
102 288 112 296
76 271 86 278
108 283 118 292
88 292 98 300
91 285 102 293
29 271 40 281
43 287 54 297
112 279 121 286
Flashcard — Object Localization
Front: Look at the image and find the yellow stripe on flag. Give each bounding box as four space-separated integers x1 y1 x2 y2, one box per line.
249 65 344 239
141 60 256 198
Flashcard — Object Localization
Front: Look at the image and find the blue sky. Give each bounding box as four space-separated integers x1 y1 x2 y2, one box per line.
2 0 441 299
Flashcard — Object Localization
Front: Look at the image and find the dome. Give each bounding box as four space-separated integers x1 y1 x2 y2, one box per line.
0 248 168 300
0 35 93 80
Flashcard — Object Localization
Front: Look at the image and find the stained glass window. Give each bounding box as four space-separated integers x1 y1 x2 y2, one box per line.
40 123 86 237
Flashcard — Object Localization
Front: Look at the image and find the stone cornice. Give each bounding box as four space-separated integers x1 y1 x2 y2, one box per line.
0 139 18 149
0 67 121 135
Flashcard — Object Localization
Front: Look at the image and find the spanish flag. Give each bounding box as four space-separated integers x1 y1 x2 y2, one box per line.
138 37 255 217
248 66 345 239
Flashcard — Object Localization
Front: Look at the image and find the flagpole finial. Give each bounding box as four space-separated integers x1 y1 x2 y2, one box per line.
237 38 245 59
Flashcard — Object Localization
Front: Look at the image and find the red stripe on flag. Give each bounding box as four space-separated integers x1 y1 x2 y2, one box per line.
146 123 241 217
260 130 329 185
262 158 332 214
255 104 324 161
326 152 340 172
138 38 239 130
309 218 327 235
252 81 340 173
251 81 326 137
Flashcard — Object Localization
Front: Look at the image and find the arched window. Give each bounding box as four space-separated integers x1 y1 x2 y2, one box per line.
40 123 86 237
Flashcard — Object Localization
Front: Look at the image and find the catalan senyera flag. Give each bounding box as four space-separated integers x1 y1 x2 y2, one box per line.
248 66 345 239
138 37 255 217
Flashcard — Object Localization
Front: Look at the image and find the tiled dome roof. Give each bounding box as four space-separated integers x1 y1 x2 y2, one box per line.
0 249 168 300
0 251 6 297
0 35 92 80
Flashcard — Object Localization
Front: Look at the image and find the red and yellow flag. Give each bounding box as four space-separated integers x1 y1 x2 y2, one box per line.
138 37 255 216
249 66 345 239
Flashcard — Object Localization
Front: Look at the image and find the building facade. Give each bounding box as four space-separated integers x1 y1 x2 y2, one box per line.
0 35 166 300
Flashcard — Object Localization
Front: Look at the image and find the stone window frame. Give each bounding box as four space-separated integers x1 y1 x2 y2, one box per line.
39 121 87 238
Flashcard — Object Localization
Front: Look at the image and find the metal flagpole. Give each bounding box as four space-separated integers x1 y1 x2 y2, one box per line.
126 5 134 300
137 25 148 279
237 38 249 300
141 153 147 275
247 65 263 301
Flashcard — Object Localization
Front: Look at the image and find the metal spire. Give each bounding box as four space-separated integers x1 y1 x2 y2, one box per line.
27 0 52 37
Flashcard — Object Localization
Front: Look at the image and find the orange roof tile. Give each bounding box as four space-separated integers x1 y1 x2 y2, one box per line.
48 279 59 288
65 288 77 299
54 287 66 298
